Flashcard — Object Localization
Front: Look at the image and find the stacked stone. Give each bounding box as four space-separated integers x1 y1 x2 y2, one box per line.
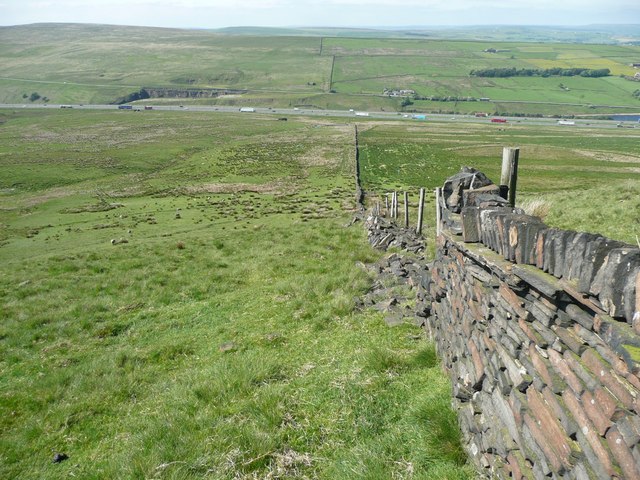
461 208 640 328
429 236 640 479
429 168 640 479
438 165 639 327
356 252 431 327
364 213 425 254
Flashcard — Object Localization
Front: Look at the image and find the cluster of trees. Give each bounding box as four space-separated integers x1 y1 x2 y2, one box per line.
470 67 611 78
494 112 544 118
414 95 481 102
22 92 49 102
633 89 640 99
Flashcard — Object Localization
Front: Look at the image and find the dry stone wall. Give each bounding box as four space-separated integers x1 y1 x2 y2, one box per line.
428 169 640 479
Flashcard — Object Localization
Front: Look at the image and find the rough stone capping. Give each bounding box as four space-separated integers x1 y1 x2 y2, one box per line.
428 169 640 478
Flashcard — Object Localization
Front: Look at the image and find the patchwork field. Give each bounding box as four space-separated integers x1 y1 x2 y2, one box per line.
1 24 639 116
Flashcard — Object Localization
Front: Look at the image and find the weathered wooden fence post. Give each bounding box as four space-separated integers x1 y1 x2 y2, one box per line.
385 194 389 215
435 187 442 236
416 187 425 235
507 148 519 207
392 191 398 220
500 147 520 207
403 192 409 228
500 148 510 199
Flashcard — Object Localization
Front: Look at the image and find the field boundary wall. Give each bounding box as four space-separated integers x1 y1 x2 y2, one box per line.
425 170 640 478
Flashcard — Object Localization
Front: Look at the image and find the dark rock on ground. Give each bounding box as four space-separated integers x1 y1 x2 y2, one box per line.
53 453 69 464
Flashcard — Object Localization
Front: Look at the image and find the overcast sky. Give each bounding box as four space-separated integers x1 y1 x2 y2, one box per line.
1 0 639 28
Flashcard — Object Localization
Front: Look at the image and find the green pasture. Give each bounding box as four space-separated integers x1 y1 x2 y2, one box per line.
357 120 640 244
0 78 136 106
330 55 524 94
1 24 639 115
0 109 475 479
1 22 640 480
405 100 640 117
0 24 328 96
1 106 639 479
470 76 640 104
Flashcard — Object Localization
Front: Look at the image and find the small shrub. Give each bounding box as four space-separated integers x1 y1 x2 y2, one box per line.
176 241 185 249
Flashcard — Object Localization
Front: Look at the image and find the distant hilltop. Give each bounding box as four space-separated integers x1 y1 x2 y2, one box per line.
213 24 640 44
2 22 639 44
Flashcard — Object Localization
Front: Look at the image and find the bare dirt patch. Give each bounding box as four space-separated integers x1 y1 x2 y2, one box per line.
185 181 290 195
298 145 343 167
0 187 79 211
443 143 502 152
20 124 181 149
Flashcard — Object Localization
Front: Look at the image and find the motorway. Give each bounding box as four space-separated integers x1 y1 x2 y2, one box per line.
1 103 638 130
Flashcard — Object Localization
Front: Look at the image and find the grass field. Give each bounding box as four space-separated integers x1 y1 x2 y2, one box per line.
0 109 478 479
1 24 639 116
1 21 640 480
1 107 639 478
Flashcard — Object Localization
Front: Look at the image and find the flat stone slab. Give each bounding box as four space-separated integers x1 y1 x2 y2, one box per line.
384 312 407 327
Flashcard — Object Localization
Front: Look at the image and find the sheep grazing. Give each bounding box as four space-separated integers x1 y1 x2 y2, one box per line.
110 238 129 245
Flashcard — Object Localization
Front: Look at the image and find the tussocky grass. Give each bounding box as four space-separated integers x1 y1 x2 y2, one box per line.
0 110 474 479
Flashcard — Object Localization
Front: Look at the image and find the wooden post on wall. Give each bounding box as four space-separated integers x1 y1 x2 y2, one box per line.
391 192 398 220
403 192 409 228
507 148 519 207
392 191 398 220
435 187 442 236
385 194 389 215
500 147 520 206
416 187 425 235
